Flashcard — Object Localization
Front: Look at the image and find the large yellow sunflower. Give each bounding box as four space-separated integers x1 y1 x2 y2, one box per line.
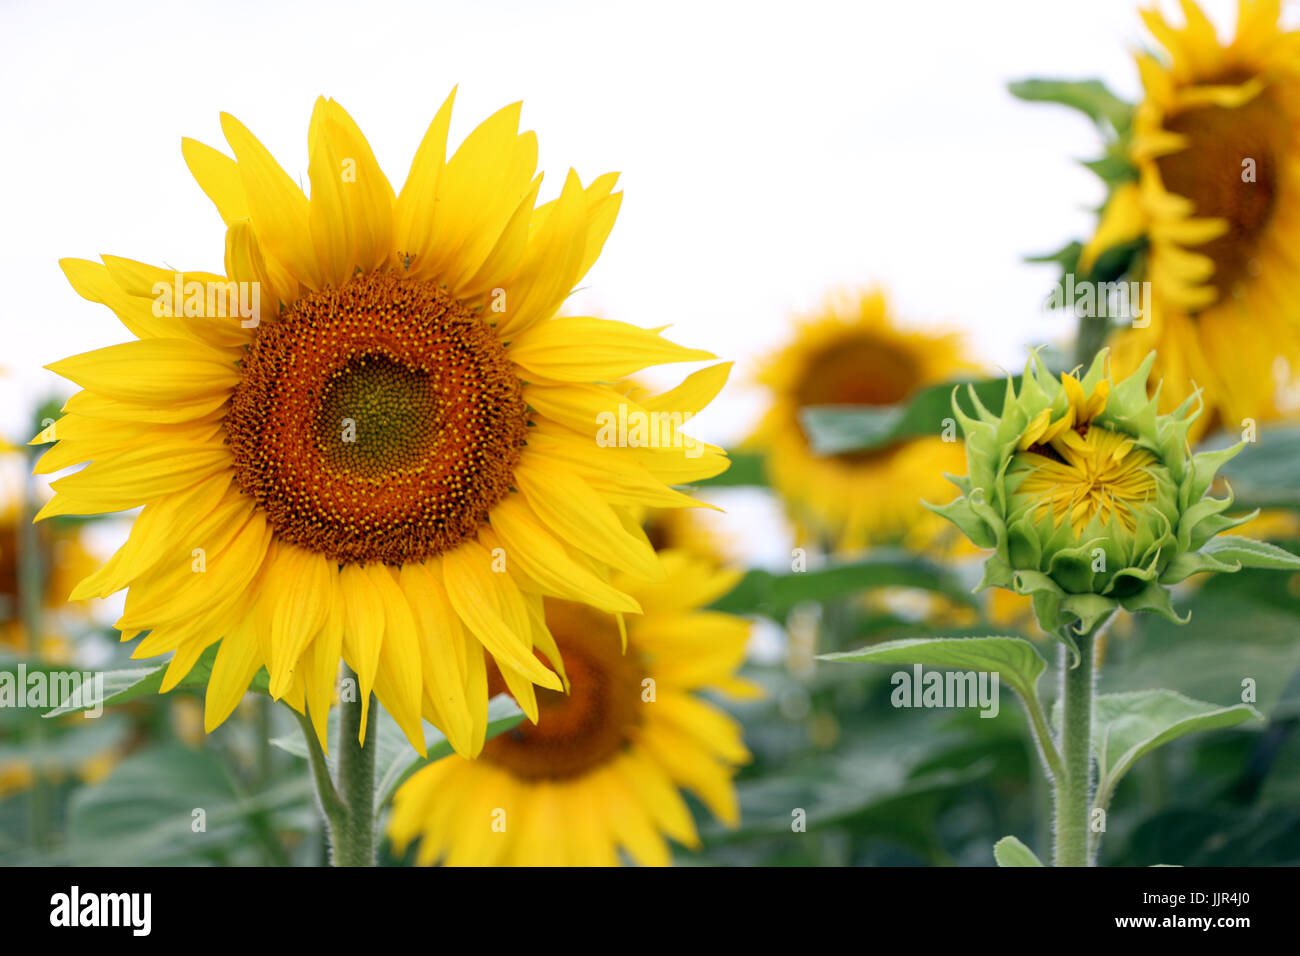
387 547 755 866
35 92 729 758
746 289 975 552
1097 0 1300 435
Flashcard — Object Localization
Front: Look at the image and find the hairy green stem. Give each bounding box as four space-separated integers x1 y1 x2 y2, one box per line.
292 667 377 866
1054 629 1097 867
334 672 378 867
291 708 346 829
1022 687 1066 784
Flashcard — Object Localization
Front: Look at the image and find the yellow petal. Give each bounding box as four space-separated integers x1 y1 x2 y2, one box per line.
220 112 321 289
181 137 249 226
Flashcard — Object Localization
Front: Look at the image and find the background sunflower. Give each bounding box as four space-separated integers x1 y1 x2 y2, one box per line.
388 549 755 866
746 289 977 554
1090 0 1300 435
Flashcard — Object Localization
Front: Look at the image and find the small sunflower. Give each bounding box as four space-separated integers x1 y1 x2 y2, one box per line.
387 549 755 866
1099 0 1300 434
747 289 975 552
37 93 728 758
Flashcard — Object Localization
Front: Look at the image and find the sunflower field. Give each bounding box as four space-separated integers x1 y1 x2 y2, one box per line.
2 0 1299 906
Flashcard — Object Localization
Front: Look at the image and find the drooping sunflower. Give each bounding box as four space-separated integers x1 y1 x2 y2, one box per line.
1095 0 1300 435
746 289 976 552
36 92 729 758
387 548 756 866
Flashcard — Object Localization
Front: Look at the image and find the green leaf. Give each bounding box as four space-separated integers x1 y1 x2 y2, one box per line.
819 635 1047 703
0 715 130 774
994 835 1045 867
711 551 977 617
1081 153 1139 187
1213 426 1300 510
1091 690 1264 810
1202 535 1300 570
1082 237 1147 284
694 451 766 487
270 694 524 810
1026 240 1082 272
799 376 1019 456
376 696 523 808
1102 575 1300 718
67 743 313 866
43 643 270 718
701 710 990 849
1008 78 1134 134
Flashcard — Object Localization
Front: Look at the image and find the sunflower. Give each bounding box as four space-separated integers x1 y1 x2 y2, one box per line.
746 289 975 552
387 548 756 865
36 92 729 758
639 506 733 565
0 486 98 661
1098 0 1300 436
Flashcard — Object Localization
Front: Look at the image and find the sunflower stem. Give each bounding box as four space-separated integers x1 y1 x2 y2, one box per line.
333 669 378 867
19 464 53 849
291 707 346 829
1075 314 1110 369
1053 624 1100 867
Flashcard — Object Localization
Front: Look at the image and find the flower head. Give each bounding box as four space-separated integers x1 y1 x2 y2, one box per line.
387 549 756 866
1093 0 1300 434
747 289 975 552
930 349 1253 639
36 93 728 757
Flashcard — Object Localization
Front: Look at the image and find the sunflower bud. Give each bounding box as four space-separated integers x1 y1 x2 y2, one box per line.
929 349 1253 641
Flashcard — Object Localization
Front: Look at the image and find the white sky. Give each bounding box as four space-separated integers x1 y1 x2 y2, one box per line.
0 0 1260 452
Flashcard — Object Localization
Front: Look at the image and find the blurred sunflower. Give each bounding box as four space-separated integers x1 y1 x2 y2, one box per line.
640 507 733 565
388 549 756 866
0 502 98 661
1094 0 1300 435
0 762 35 801
746 289 975 552
36 92 728 758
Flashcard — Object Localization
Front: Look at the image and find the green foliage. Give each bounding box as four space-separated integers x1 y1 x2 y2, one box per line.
66 744 313 866
820 635 1047 704
695 451 766 487
712 552 977 617
994 835 1044 866
269 695 524 810
799 376 1019 455
1214 426 1300 511
43 644 269 719
1008 78 1134 136
1088 690 1263 813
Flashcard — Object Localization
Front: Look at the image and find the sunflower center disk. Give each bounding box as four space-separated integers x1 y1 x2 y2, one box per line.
795 335 921 463
1158 85 1282 303
226 272 528 565
482 603 645 781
